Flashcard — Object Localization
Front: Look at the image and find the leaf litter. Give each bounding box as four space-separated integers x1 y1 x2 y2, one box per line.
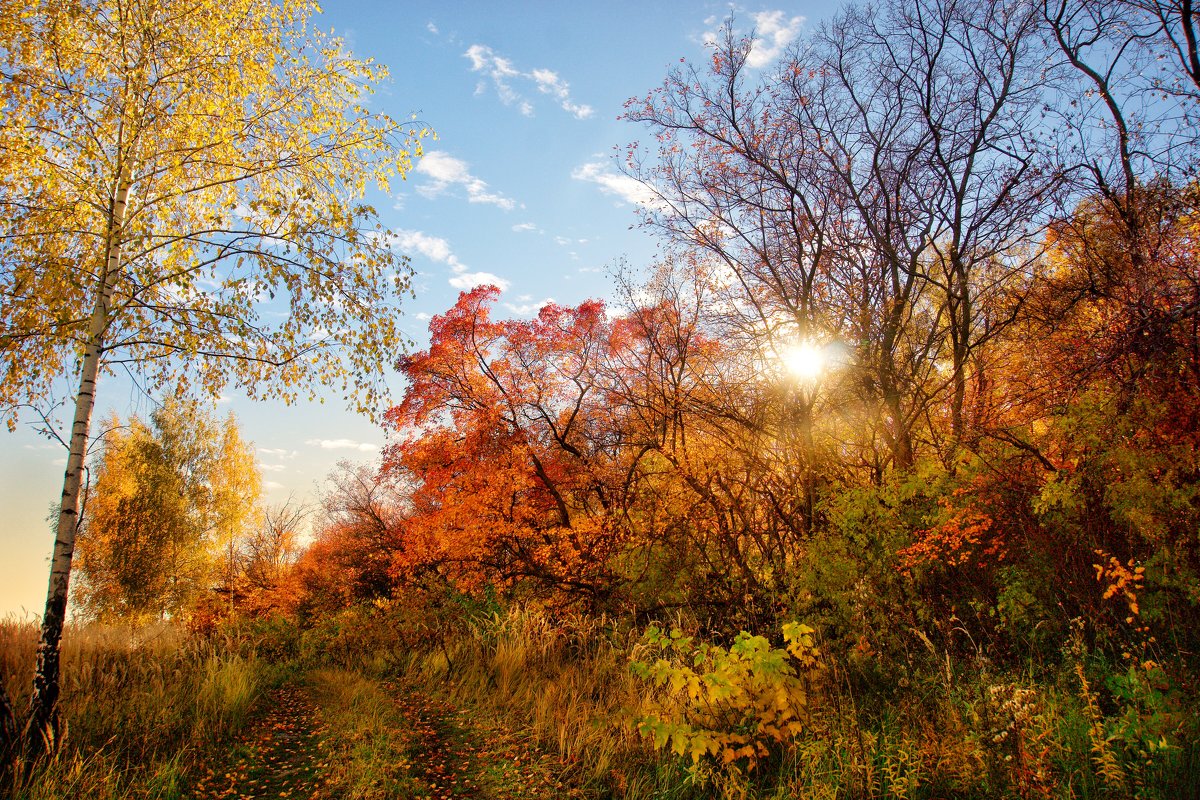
191 675 592 799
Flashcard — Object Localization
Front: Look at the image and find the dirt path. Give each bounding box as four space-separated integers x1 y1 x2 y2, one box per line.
191 674 590 800
192 684 329 799
384 683 590 799
386 689 483 799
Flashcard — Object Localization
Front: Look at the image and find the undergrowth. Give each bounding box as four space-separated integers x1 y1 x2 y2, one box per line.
298 602 1200 800
3 601 1197 800
0 617 283 799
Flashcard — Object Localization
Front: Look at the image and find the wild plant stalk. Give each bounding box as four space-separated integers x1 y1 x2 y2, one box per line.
332 605 1199 800
0 617 274 799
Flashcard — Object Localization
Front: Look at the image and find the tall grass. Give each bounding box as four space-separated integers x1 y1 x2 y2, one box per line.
7 603 1193 799
0 616 276 799
374 607 733 797
305 668 425 798
326 605 1200 800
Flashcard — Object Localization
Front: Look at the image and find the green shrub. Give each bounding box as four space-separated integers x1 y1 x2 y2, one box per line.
630 623 822 774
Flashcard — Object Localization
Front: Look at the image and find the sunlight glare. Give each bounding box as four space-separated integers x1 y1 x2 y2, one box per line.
782 341 824 380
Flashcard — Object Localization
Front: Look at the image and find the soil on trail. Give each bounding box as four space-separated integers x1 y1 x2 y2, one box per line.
385 683 591 800
192 684 329 799
387 689 483 799
191 675 591 800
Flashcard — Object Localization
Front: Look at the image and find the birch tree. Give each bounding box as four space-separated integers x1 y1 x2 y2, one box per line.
73 400 261 623
0 0 427 751
211 413 264 611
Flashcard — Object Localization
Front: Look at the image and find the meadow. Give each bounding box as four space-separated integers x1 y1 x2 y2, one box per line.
4 604 1197 799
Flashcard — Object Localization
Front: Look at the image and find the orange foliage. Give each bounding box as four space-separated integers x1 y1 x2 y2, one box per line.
383 287 627 607
898 487 1003 576
1094 550 1147 624
379 282 770 616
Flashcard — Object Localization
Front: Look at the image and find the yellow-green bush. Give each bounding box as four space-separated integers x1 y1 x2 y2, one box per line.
630 623 822 773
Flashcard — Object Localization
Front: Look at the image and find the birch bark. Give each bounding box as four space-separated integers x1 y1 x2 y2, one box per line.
25 159 132 754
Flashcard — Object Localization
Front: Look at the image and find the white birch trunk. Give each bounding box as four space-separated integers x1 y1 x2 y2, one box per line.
25 159 132 753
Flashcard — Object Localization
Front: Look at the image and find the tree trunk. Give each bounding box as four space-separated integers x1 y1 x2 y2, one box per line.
25 162 130 757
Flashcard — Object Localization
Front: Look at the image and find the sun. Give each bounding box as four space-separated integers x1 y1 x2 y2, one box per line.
781 341 825 380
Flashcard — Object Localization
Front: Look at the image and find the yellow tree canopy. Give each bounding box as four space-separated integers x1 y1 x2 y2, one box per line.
74 399 263 622
0 0 430 421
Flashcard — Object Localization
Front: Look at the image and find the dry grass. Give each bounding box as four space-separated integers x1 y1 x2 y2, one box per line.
384 608 717 798
1 616 275 800
360 606 1200 800
3 606 1196 799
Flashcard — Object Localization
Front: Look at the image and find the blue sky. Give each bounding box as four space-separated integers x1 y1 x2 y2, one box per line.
0 1 821 616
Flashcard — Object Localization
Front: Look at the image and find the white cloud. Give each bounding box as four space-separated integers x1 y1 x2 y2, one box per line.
703 10 805 68
465 44 594 119
305 324 351 343
393 229 465 270
530 68 594 119
414 312 432 321
747 10 805 66
416 151 517 210
571 160 662 207
259 463 287 472
265 480 286 490
465 45 526 112
392 228 510 291
450 271 510 291
503 297 555 315
305 438 378 453
426 21 438 34
511 222 540 233
258 447 297 459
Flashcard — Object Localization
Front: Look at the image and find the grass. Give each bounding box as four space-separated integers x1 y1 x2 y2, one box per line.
385 608 654 794
334 605 1200 800
3 605 1197 799
0 616 280 800
305 668 425 798
305 665 598 798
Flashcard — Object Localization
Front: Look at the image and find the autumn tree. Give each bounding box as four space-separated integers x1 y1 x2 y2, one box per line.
1041 0 1166 292
603 265 831 620
212 415 264 612
73 399 262 622
386 287 625 608
0 0 427 750
862 0 1200 644
238 500 307 615
282 462 410 618
624 0 1060 470
853 0 1057 451
982 188 1200 631
386 279 839 624
608 0 1200 654
315 461 409 604
1037 0 1200 358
